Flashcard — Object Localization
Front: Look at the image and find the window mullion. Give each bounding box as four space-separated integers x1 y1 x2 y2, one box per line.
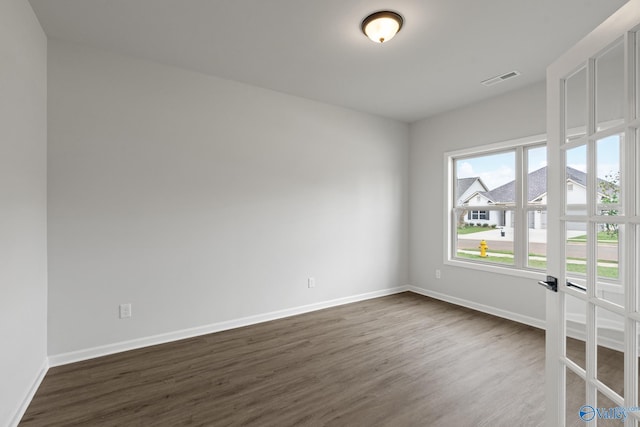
515 146 526 268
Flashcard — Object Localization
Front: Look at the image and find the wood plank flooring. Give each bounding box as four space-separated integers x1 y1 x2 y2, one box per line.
19 292 580 426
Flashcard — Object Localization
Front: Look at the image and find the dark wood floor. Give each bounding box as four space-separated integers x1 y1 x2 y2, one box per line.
19 292 615 426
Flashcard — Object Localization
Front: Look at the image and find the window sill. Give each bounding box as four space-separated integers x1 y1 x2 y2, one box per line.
445 257 548 281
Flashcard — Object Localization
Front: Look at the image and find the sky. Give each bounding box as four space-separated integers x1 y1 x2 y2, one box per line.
456 135 621 190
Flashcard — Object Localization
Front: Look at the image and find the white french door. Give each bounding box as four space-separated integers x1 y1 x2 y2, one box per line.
546 1 640 425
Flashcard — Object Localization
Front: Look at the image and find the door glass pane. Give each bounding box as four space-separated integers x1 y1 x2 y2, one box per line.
567 221 588 281
566 367 586 426
637 32 640 120
566 293 587 370
596 222 621 285
597 391 625 425
638 130 640 216
596 41 625 132
566 145 588 213
597 134 623 216
637 227 640 313
596 306 625 398
566 67 587 142
637 321 640 408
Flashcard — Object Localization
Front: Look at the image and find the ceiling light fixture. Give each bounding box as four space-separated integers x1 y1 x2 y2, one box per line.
361 11 403 44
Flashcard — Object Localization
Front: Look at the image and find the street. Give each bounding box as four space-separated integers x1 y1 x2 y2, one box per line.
456 227 618 261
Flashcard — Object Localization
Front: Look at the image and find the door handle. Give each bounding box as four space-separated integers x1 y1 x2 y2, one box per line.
566 280 587 292
538 275 558 292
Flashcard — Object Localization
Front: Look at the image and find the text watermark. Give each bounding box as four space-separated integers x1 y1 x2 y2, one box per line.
580 405 640 422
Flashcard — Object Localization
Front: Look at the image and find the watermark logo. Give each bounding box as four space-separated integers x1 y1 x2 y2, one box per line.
579 405 596 422
579 405 640 422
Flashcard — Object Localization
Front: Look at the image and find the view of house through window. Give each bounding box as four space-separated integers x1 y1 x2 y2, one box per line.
449 140 547 272
449 135 621 277
454 150 517 266
526 145 547 269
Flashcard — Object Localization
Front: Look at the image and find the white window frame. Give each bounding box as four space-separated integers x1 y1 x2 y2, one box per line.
444 134 548 280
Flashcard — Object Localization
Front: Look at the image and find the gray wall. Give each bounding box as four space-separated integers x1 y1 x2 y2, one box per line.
47 41 410 357
409 82 548 323
0 1 48 425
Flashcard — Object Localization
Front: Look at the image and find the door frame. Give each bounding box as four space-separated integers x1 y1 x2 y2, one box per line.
546 1 640 425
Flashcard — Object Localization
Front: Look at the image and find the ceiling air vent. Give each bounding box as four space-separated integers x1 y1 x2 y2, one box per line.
481 70 521 87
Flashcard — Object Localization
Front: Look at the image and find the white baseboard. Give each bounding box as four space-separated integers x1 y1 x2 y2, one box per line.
25 284 544 424
49 284 547 368
407 285 546 330
10 358 49 427
49 286 410 367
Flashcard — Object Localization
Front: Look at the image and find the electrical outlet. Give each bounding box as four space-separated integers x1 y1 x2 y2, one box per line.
435 269 441 279
119 303 132 319
308 277 316 288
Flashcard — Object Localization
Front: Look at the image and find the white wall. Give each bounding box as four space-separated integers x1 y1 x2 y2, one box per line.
47 41 409 357
0 1 48 425
409 82 547 323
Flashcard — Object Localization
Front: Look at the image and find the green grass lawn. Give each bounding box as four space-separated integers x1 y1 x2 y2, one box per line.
458 225 618 243
455 252 514 264
456 227 618 242
568 263 618 278
568 231 618 242
456 252 619 278
456 226 497 235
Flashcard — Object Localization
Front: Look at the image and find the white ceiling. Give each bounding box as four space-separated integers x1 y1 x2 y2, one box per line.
28 0 628 123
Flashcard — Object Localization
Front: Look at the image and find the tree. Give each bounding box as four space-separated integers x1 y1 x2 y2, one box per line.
599 171 619 237
457 209 468 228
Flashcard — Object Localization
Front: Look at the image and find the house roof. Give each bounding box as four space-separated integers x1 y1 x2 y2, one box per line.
566 167 588 187
481 166 616 204
456 177 482 200
486 166 549 203
457 165 619 205
465 191 496 204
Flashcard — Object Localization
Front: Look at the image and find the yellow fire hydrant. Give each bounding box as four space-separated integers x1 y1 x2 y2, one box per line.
479 240 488 257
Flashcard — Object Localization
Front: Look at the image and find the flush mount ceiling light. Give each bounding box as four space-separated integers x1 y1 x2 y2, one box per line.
361 11 404 44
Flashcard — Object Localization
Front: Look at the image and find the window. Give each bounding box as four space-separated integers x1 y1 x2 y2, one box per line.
468 210 489 220
446 135 547 276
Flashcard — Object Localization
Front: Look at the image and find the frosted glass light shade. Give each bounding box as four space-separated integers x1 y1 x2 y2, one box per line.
361 11 403 44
